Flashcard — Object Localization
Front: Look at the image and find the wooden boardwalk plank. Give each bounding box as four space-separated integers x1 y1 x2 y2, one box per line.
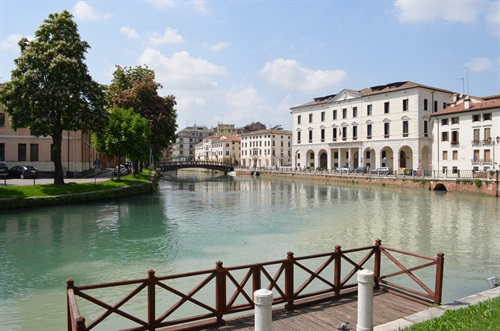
198 290 431 331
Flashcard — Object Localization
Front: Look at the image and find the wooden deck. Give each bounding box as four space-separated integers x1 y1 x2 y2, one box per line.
195 290 431 331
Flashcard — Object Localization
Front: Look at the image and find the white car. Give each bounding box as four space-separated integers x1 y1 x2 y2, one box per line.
371 167 391 174
113 165 129 176
336 167 350 173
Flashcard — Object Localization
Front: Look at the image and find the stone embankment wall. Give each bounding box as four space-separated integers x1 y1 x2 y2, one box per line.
238 170 499 197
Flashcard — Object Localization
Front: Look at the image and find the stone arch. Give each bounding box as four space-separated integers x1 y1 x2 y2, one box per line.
433 183 448 191
398 145 413 170
306 149 315 169
318 149 328 169
380 146 394 170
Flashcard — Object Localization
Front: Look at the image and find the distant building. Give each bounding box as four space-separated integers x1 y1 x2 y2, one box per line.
195 134 241 165
242 122 267 133
171 126 211 161
0 102 98 177
290 81 457 172
431 94 500 173
240 129 292 169
215 123 237 136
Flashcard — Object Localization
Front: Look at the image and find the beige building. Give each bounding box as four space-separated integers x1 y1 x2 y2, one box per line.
240 129 292 169
431 95 500 174
171 125 211 161
290 81 457 172
195 134 241 165
0 109 98 177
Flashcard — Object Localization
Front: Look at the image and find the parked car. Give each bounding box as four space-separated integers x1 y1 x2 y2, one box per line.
113 165 129 176
354 166 366 173
336 167 350 173
0 162 8 175
371 167 391 174
7 165 38 179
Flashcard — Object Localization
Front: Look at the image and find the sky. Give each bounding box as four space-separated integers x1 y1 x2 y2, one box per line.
1 0 499 131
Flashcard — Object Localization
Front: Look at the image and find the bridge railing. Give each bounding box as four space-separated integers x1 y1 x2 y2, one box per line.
67 239 444 331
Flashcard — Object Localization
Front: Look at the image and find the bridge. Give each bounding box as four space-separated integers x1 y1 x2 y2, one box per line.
157 161 235 174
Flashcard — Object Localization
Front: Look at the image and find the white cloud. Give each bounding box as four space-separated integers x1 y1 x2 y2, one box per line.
148 28 184 46
73 1 109 22
209 41 229 52
259 58 346 93
148 0 176 9
148 0 209 13
137 49 226 91
395 0 492 24
225 85 264 110
465 57 496 73
485 1 500 35
120 26 140 40
1 34 24 50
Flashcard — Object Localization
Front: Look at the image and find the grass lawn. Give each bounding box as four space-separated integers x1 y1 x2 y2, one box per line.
403 296 500 330
0 172 151 199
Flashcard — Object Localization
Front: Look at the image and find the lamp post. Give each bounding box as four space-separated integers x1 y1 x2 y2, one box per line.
149 146 153 175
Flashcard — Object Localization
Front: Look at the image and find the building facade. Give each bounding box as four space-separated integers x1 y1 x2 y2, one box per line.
431 95 500 173
290 81 456 173
240 129 292 169
171 126 211 161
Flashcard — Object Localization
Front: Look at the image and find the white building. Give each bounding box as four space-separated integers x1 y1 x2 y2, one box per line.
240 129 292 169
290 81 456 173
171 126 211 161
431 95 500 174
195 134 241 165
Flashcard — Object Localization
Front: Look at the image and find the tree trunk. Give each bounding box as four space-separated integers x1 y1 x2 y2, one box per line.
52 131 65 185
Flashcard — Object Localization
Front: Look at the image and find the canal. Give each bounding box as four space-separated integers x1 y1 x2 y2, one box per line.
0 172 499 330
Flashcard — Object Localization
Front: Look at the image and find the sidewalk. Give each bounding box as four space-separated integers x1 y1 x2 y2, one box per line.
374 286 500 330
1 169 112 186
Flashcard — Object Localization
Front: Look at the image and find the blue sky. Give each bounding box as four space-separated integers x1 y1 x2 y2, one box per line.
1 1 499 130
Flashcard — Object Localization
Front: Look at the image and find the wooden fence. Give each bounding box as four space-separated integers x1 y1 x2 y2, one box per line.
67 239 444 331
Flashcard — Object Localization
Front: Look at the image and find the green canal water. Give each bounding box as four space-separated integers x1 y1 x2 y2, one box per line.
0 172 499 330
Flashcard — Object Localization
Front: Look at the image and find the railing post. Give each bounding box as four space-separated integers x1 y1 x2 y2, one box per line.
67 279 86 331
254 289 273 331
373 239 381 289
285 251 294 309
215 261 227 324
252 265 262 295
334 245 341 296
147 270 156 331
434 252 445 305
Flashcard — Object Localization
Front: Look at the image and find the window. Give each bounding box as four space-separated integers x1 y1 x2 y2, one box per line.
441 118 448 125
367 104 372 116
384 122 390 138
342 127 347 140
473 150 480 162
403 99 408 111
333 128 337 141
472 114 480 122
452 150 458 160
424 120 428 137
0 143 4 161
333 109 337 120
367 124 372 139
483 113 492 121
30 144 39 161
352 126 358 140
353 107 358 118
321 128 325 142
441 132 449 142
384 102 390 113
433 100 438 112
308 130 313 143
309 113 313 123
297 131 301 143
484 149 491 162
342 108 347 119
321 111 325 121
484 128 491 142
451 117 459 124
442 151 448 160
451 131 459 145
297 115 301 125
424 98 428 111
18 143 27 161
0 113 5 127
403 121 409 137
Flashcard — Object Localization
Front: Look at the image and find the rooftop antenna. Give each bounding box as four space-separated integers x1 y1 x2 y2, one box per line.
458 77 465 95
462 67 469 95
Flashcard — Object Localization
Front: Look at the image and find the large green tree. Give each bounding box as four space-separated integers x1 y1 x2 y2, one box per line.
0 10 108 185
107 65 177 171
92 107 151 179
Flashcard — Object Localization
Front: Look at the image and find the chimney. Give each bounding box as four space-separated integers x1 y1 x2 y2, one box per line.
464 96 471 109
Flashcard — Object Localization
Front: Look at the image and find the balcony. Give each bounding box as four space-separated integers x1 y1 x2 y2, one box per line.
471 140 480 146
482 138 493 146
451 141 460 147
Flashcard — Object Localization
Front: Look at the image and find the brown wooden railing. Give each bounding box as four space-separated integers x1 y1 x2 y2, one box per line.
67 239 444 331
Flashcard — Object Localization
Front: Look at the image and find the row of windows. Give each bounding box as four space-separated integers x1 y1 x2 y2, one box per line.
241 150 291 157
0 143 40 162
242 135 290 140
298 99 445 124
242 141 290 148
441 113 491 126
441 128 492 145
442 149 492 162
296 121 428 143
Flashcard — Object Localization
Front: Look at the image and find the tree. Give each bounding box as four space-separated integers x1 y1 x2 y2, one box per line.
92 107 151 179
107 66 177 171
0 11 107 185
271 125 283 130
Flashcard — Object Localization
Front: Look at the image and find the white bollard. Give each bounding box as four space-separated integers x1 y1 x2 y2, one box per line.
254 289 273 331
357 269 374 331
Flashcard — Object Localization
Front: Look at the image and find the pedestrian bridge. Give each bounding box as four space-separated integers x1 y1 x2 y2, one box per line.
157 161 235 174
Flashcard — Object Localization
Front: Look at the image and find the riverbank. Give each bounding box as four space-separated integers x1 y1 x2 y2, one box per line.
236 169 500 197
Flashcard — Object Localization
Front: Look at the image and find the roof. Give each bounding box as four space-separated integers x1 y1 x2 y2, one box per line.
290 81 457 110
216 134 241 143
431 97 500 117
240 129 292 136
